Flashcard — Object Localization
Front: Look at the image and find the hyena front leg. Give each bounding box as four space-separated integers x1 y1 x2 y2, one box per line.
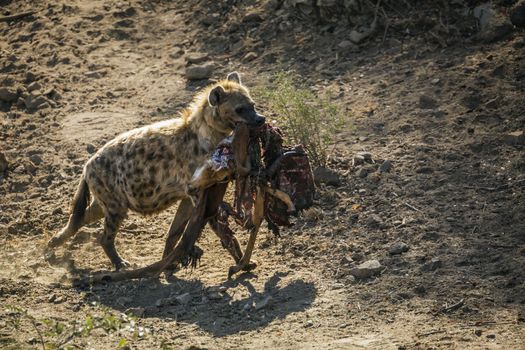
99 209 129 270
48 200 104 247
162 198 193 259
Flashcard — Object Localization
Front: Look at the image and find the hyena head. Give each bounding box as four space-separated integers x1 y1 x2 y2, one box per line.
206 72 265 131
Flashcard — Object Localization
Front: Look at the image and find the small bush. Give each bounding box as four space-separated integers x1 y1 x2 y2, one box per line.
254 71 347 167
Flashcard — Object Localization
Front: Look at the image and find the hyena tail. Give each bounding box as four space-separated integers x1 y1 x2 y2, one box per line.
47 178 90 248
69 178 90 233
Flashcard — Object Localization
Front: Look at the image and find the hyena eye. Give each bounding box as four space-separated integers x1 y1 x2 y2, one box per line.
235 107 245 114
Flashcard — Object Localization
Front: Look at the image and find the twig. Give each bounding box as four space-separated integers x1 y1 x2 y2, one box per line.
0 11 36 23
381 8 390 45
459 320 516 328
477 178 525 192
403 202 422 213
440 299 464 314
417 329 445 337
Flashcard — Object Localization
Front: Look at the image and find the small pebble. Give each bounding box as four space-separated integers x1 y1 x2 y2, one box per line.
378 160 392 173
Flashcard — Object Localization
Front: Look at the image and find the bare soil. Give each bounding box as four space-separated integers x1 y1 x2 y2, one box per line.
1 0 524 349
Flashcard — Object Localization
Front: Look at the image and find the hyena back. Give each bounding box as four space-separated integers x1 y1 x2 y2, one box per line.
48 72 265 270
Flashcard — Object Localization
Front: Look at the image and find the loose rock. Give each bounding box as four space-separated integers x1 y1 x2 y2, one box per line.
389 241 409 255
365 214 383 229
338 40 357 50
356 152 373 163
502 131 525 146
421 257 442 272
175 292 192 305
419 94 438 109
352 154 365 166
242 12 263 23
510 0 525 28
357 168 368 178
473 3 514 43
27 81 42 92
349 260 383 279
127 307 145 318
185 52 209 65
29 154 43 165
0 87 18 102
208 291 222 300
86 143 97 154
243 52 258 62
185 63 215 80
0 152 8 173
254 295 272 310
116 296 133 305
24 92 48 111
378 160 392 173
313 166 341 186
207 285 228 293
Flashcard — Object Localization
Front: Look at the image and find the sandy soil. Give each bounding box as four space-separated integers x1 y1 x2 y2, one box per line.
1 0 524 349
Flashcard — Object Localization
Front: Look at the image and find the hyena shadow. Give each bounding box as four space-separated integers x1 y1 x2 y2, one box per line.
79 272 316 337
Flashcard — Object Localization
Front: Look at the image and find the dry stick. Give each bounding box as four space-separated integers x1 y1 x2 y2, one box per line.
484 178 525 192
440 299 464 314
381 9 390 45
0 11 36 22
403 201 422 213
417 329 445 337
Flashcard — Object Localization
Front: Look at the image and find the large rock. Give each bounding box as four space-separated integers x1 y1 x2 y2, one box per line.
473 3 514 43
313 166 341 186
185 63 215 80
349 260 383 279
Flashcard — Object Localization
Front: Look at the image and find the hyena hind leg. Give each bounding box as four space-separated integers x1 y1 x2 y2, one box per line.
99 211 129 270
48 200 104 248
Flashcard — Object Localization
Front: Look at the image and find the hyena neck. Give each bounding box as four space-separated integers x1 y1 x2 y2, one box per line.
189 104 231 151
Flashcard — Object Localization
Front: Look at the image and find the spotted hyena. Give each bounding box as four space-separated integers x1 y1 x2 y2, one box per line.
47 72 265 270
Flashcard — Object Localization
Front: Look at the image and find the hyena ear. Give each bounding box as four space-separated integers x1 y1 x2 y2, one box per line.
227 71 242 84
208 85 226 106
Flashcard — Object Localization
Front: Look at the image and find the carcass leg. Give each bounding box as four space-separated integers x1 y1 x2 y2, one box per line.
264 187 295 213
208 214 243 263
228 187 265 278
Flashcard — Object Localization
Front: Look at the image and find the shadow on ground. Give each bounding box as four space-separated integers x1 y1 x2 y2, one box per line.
75 271 316 337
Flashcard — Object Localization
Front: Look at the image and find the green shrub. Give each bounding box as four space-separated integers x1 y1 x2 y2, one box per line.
254 72 347 167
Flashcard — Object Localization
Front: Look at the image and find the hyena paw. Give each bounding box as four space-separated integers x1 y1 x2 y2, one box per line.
47 235 65 248
114 259 131 271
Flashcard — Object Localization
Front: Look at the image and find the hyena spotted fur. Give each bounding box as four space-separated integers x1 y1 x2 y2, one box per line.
48 72 265 270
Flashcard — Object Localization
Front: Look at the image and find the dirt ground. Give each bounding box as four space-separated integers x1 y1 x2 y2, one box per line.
1 0 525 349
